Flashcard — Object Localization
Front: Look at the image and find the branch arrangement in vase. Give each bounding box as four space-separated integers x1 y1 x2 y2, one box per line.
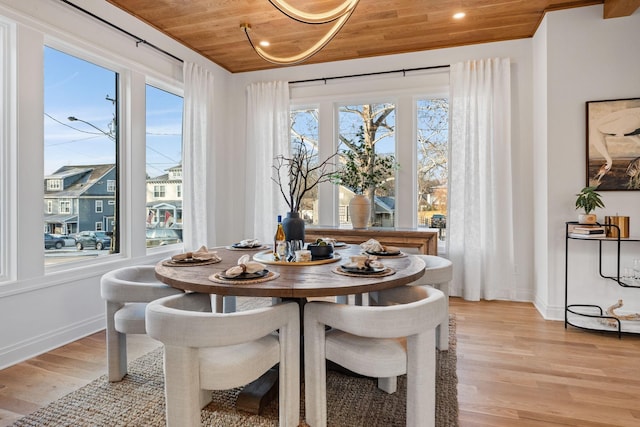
272 138 338 213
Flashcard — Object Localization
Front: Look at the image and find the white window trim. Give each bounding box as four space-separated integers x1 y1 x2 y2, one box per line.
0 18 16 282
290 71 450 229
59 200 71 214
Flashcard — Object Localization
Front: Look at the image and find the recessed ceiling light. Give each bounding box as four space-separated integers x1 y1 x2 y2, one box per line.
259 40 270 47
453 12 466 19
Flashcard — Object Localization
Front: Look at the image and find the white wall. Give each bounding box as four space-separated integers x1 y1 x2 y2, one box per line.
534 5 640 320
0 0 231 369
227 39 536 302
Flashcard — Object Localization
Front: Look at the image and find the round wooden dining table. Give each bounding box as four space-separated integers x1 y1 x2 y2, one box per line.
154 244 426 299
154 243 425 415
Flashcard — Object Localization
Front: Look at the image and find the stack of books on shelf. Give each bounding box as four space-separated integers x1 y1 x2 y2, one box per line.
568 225 606 238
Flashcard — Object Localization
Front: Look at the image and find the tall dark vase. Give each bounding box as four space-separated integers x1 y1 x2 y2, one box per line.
282 211 305 241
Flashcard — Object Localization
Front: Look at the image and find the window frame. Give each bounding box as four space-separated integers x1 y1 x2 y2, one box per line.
59 200 71 214
42 40 124 269
0 18 16 282
289 71 450 229
154 185 166 198
144 79 184 252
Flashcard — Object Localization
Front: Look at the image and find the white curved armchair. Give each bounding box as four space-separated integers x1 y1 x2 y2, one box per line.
100 265 184 382
411 255 452 350
146 292 300 427
304 286 446 427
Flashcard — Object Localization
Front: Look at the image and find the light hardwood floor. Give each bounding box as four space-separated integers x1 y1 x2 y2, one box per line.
1 298 640 426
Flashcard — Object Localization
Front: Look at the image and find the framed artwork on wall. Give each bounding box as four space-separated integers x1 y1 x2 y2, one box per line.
586 97 640 190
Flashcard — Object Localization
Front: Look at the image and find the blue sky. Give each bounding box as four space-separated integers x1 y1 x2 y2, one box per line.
44 47 183 177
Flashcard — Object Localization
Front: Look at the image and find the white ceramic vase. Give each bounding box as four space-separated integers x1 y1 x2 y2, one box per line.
578 213 597 224
349 194 370 229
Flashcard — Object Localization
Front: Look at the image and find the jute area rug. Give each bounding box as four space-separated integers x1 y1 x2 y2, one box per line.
12 318 458 427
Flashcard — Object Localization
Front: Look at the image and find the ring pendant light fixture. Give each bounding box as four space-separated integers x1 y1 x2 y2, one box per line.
241 0 360 65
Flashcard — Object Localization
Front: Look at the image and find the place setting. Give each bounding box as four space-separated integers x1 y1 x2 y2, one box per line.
360 238 406 257
333 254 395 278
161 246 222 267
312 236 349 249
253 239 342 265
209 254 279 284
225 238 268 251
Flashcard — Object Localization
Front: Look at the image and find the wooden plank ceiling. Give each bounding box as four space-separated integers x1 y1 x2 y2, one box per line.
106 0 639 73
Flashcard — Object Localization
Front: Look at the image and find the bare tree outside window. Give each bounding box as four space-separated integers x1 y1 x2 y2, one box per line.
338 103 396 227
417 98 448 232
290 107 320 224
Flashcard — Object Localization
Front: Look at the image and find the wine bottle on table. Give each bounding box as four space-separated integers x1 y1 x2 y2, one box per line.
274 215 286 261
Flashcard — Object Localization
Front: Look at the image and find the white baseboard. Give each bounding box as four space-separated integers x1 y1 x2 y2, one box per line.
0 314 104 370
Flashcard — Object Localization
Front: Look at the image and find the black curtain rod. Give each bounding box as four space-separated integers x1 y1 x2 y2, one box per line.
60 0 183 63
289 64 450 85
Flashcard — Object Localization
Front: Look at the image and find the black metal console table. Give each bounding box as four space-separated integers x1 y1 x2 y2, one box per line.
564 221 640 338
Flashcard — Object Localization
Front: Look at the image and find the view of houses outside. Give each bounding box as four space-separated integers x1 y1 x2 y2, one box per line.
144 84 184 246
43 47 184 265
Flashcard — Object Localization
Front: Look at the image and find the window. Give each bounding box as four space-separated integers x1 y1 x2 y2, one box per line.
44 47 119 264
416 98 448 236
59 200 71 214
290 107 320 224
145 84 183 249
46 200 53 214
0 20 10 281
153 185 166 198
337 103 397 227
47 179 62 191
289 73 449 234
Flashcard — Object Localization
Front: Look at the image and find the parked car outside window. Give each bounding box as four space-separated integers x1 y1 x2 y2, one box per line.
51 234 76 247
44 233 65 250
75 231 111 250
146 228 182 247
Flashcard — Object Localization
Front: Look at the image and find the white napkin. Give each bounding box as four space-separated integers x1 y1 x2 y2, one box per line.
344 255 384 270
224 254 266 277
238 238 261 247
360 238 385 253
172 246 221 261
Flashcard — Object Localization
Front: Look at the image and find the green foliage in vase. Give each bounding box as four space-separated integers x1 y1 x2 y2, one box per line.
332 127 399 195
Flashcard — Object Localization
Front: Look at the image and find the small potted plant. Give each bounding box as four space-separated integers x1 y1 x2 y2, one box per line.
575 186 605 224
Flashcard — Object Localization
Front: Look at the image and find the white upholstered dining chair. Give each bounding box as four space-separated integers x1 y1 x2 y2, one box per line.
412 255 452 350
304 286 446 427
100 265 184 382
145 292 300 427
365 254 452 349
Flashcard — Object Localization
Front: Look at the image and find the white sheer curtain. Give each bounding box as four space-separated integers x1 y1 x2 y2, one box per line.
448 57 516 301
245 81 290 243
182 62 214 250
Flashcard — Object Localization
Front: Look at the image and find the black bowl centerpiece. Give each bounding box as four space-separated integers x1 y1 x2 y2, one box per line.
307 239 334 259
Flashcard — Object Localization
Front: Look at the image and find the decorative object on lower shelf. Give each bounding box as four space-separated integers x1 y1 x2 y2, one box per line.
600 299 640 327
